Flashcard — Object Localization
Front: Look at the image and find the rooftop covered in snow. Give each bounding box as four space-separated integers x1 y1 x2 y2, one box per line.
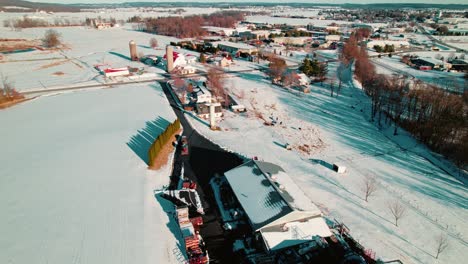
223 160 324 231
260 217 332 251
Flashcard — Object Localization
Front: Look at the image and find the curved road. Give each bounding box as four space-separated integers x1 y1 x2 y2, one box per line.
416 23 467 53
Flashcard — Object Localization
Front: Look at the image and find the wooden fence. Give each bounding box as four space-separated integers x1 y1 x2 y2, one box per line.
148 118 181 167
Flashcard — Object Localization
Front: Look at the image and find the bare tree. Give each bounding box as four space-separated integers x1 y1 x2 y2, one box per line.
282 72 296 88
206 66 226 103
0 72 23 102
42 29 61 48
361 174 378 202
268 55 287 84
435 233 449 259
149 37 158 49
1 73 13 97
172 75 186 104
388 199 406 226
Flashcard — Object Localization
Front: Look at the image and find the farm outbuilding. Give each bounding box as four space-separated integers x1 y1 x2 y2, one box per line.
410 57 446 70
211 41 258 54
332 163 347 174
223 160 332 252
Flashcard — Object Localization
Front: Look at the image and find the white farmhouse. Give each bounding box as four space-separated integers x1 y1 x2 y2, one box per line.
191 84 212 104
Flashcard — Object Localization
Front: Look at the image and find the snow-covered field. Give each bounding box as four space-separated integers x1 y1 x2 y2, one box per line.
0 83 182 264
187 71 468 264
437 36 468 50
1 7 466 264
0 8 223 23
0 23 180 91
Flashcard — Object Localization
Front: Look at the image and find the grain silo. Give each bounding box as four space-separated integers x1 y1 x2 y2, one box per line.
209 103 216 129
129 40 138 61
166 45 174 72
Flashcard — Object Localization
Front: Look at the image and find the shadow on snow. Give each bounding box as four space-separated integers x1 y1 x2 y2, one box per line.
126 116 171 165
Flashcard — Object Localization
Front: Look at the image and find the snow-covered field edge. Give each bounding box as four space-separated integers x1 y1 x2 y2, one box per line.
351 78 467 182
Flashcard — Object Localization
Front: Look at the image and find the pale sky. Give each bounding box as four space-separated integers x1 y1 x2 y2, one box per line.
26 0 468 4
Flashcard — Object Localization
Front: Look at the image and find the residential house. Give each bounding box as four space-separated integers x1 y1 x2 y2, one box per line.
196 103 223 119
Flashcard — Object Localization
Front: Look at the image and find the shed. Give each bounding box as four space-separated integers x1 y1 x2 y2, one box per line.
103 67 129 77
332 163 347 174
231 104 246 112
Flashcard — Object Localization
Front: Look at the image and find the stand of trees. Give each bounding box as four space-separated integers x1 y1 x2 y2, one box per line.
138 11 245 38
361 74 467 166
374 44 395 53
4 16 83 29
343 30 468 168
206 66 229 107
299 58 328 82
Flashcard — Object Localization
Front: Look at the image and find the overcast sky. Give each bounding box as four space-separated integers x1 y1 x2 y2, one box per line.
26 0 468 4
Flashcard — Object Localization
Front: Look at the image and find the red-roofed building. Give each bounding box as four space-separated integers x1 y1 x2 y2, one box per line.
164 51 187 68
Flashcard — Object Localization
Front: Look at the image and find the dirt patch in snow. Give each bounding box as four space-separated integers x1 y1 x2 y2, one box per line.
0 97 33 110
231 79 326 157
148 129 181 171
0 38 40 53
52 71 65 76
36 59 70 70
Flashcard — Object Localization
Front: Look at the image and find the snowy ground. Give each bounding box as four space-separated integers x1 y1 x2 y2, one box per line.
0 83 183 264
436 36 468 51
186 71 468 264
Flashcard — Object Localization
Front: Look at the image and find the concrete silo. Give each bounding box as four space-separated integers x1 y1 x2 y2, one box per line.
129 40 138 61
166 45 174 72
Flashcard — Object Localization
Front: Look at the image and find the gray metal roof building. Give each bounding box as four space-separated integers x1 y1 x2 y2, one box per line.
223 160 332 251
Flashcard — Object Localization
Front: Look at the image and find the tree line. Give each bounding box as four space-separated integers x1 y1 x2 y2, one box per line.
3 16 83 29
134 11 245 38
342 32 468 167
148 119 181 168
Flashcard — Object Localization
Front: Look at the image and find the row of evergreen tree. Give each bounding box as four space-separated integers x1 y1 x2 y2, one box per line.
148 119 181 167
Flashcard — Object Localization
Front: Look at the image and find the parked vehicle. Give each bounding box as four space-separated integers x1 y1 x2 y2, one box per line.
181 136 189 156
